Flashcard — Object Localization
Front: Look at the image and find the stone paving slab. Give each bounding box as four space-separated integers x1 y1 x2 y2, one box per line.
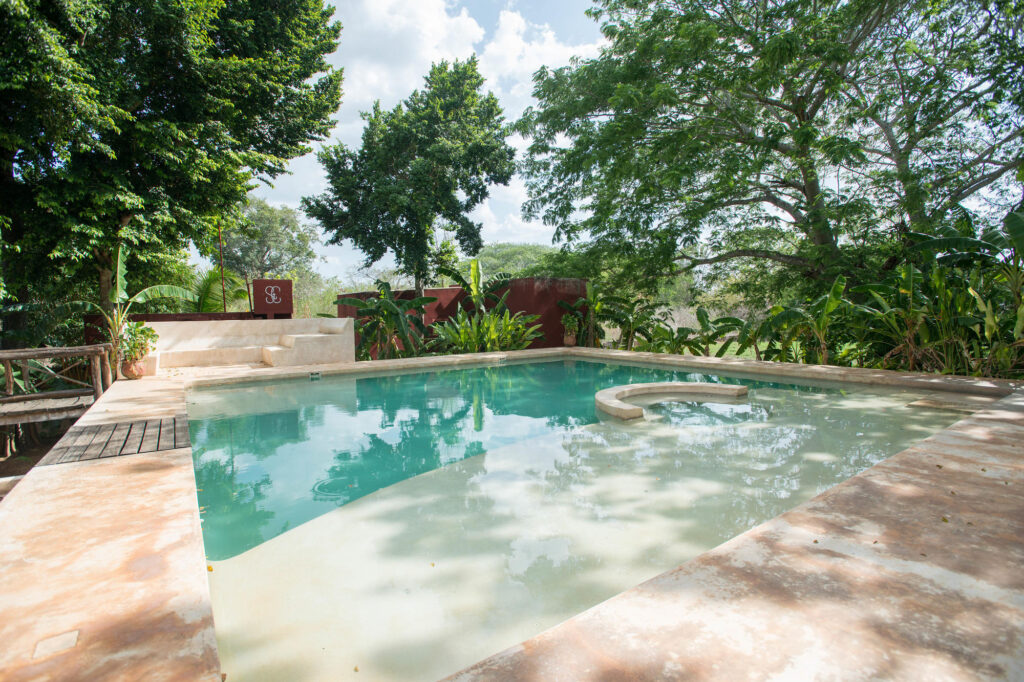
0 447 219 682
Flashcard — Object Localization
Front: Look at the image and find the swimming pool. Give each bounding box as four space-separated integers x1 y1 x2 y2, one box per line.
188 358 963 681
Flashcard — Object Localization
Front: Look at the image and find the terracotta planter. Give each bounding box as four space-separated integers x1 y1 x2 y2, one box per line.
563 335 577 347
120 359 145 380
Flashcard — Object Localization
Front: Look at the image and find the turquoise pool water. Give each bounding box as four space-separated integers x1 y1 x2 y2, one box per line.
189 359 953 560
189 358 964 682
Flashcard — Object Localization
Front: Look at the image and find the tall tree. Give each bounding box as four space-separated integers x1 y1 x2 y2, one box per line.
517 0 1023 296
218 198 321 281
1 0 343 341
304 57 515 295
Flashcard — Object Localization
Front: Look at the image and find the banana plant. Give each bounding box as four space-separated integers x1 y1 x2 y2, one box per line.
335 280 437 360
766 275 847 365
733 316 774 361
602 295 666 351
849 266 934 371
81 246 196 367
558 281 607 348
438 259 512 314
675 307 744 356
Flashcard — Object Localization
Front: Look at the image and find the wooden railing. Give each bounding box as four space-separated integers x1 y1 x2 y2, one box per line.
0 344 113 429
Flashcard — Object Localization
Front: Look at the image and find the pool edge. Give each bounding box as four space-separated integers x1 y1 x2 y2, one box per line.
1 348 1021 682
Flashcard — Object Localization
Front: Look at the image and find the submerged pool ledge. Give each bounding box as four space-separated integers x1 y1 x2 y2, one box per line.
0 349 1021 681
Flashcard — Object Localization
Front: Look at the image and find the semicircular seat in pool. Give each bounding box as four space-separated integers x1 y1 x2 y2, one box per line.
595 382 749 420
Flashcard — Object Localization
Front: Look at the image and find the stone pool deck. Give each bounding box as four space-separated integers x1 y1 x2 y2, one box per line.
0 348 1021 681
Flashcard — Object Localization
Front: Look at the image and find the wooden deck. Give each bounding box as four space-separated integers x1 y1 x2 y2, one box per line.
0 395 94 427
37 413 191 466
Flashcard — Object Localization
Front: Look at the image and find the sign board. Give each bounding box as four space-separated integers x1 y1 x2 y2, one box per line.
253 279 293 317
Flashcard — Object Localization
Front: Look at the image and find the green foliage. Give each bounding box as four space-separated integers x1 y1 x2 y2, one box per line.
187 268 249 313
430 308 543 354
79 246 196 364
558 281 608 348
602 295 665 351
637 307 743 357
630 210 1024 377
120 321 158 362
218 198 322 281
456 243 557 279
429 257 543 353
517 0 1022 305
336 281 435 360
561 313 580 336
1 0 342 334
764 276 848 365
304 57 515 292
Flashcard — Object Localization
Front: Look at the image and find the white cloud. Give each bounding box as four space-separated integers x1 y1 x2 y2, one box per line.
479 10 602 118
252 1 602 273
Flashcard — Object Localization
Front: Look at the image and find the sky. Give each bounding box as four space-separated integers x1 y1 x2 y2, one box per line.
250 0 604 278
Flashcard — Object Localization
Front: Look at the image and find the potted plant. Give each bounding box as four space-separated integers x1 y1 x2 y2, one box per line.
561 313 580 347
119 322 159 379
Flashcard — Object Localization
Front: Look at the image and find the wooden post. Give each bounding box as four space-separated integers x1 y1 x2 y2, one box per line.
3 360 12 396
100 350 112 389
90 355 103 400
21 360 31 392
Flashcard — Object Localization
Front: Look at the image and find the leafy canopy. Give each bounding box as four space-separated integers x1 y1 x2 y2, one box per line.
217 198 322 281
304 57 515 291
0 0 342 313
517 0 1023 302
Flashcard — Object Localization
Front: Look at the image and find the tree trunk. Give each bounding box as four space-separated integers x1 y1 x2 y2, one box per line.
94 246 116 313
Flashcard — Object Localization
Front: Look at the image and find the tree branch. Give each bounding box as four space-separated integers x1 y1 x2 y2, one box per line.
674 248 819 273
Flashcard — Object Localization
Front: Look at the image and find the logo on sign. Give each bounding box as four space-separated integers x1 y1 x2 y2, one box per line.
265 285 282 305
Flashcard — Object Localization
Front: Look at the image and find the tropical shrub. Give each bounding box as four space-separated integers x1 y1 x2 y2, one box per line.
120 322 159 363
430 308 543 354
81 246 195 368
561 313 580 338
186 268 249 313
430 258 543 353
558 281 607 347
336 281 436 360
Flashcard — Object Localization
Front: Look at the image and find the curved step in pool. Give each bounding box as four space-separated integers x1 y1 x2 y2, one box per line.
595 381 749 419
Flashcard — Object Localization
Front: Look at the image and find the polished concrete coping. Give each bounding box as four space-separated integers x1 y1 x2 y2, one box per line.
595 382 749 419
1 347 1022 682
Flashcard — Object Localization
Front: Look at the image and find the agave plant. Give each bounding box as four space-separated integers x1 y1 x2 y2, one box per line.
335 280 437 360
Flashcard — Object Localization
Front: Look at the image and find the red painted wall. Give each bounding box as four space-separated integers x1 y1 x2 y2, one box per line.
502 278 587 348
336 277 586 349
336 287 467 326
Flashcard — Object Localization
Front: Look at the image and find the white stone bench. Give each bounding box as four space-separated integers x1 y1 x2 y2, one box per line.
595 382 749 420
141 318 355 375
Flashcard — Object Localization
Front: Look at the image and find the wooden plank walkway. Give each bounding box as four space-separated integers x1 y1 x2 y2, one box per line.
0 396 94 427
37 413 191 466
